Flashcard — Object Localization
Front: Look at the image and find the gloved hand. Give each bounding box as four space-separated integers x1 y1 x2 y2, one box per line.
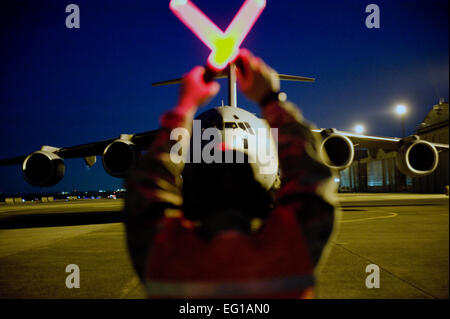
235 49 280 105
175 66 220 113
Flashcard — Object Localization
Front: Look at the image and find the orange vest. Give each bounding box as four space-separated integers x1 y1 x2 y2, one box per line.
145 208 315 298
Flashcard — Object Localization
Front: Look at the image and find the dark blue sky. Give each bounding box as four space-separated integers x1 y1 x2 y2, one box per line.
0 0 448 194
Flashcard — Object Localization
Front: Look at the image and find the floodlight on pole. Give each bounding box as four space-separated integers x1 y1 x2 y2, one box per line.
395 104 408 137
395 104 407 116
354 124 365 134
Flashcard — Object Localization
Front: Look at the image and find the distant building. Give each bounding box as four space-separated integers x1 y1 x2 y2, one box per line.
339 99 449 193
339 148 407 193
339 149 368 192
411 99 449 193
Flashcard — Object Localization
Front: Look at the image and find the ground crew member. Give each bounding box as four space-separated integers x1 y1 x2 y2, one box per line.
125 49 336 298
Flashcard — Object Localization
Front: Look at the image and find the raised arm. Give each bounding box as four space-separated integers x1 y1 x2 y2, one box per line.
124 67 219 279
236 49 337 267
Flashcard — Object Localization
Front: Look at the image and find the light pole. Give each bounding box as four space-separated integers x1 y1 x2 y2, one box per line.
395 105 407 137
352 124 365 193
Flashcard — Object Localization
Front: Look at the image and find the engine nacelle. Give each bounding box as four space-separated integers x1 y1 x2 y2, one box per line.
22 151 65 187
396 138 438 177
319 132 355 170
102 139 136 177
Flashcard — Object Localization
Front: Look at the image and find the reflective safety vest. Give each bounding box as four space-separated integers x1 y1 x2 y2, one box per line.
144 209 315 298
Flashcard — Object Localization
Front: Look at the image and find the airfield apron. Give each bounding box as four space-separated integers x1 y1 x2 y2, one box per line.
144 207 315 299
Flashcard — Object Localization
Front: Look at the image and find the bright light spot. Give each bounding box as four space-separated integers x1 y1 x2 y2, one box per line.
396 104 407 115
170 0 187 8
334 177 340 183
354 124 365 134
208 36 239 70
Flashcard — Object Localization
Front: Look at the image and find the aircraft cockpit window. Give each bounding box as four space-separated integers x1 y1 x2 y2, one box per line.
244 122 254 135
225 122 238 129
196 109 224 130
224 122 255 135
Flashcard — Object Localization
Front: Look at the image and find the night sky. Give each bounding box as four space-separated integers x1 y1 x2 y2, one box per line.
0 0 448 194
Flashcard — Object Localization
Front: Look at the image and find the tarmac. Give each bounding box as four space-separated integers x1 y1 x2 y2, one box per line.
0 194 448 299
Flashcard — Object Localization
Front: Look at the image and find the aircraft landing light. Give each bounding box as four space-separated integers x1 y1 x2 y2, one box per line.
169 0 266 70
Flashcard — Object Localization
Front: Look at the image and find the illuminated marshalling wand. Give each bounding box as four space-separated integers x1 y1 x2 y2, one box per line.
169 0 266 72
154 0 315 106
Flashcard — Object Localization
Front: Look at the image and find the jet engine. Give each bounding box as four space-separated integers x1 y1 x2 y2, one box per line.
319 131 355 170
102 138 136 177
22 151 65 187
395 137 438 177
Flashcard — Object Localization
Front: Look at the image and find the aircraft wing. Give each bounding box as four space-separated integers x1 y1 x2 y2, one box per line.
312 129 449 151
311 128 448 177
0 130 159 167
1 121 448 187
0 140 116 167
0 155 27 166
